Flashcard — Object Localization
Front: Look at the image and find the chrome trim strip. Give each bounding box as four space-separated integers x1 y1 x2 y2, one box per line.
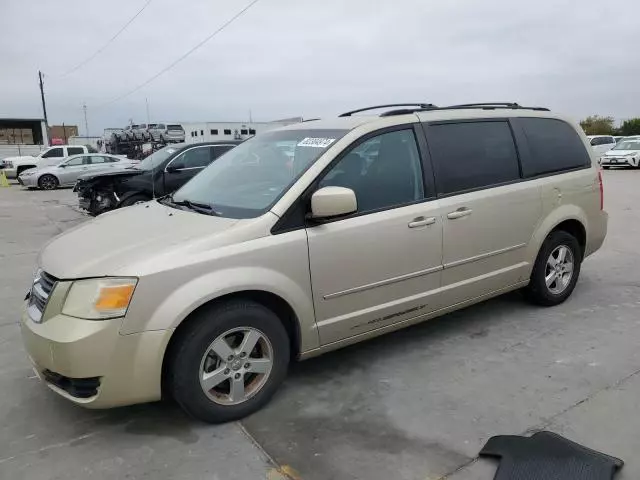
32 282 49 300
324 265 444 300
444 243 526 269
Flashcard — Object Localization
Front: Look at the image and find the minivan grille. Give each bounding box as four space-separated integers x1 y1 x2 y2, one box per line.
28 270 57 322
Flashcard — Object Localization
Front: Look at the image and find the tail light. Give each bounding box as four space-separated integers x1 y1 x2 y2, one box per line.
598 169 604 210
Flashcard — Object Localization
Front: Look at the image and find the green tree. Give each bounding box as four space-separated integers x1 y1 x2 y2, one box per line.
618 118 640 136
580 115 615 135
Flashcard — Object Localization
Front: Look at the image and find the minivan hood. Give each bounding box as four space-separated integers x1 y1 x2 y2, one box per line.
40 201 249 278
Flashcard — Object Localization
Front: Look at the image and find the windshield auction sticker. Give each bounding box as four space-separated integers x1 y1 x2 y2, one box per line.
297 137 336 148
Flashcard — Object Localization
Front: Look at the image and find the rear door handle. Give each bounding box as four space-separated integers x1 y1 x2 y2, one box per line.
447 208 473 220
408 216 436 228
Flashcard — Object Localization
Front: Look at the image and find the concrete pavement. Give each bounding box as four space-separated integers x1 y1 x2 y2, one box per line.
2 170 640 479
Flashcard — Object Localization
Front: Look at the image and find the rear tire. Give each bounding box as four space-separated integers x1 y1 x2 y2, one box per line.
119 194 150 207
168 300 290 423
525 230 582 306
38 174 59 190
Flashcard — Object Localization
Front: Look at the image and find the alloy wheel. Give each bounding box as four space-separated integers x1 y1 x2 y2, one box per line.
545 245 574 295
39 175 57 190
199 327 273 405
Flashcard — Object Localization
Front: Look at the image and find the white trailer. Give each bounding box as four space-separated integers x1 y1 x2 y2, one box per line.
0 118 49 160
182 119 301 144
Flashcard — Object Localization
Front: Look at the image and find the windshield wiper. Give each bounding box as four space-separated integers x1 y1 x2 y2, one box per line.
161 196 220 216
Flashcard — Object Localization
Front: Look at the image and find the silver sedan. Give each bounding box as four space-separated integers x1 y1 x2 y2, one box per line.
18 154 136 190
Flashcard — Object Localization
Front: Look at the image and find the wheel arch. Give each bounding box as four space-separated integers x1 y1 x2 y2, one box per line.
527 205 588 275
160 289 303 398
17 164 37 175
117 190 152 206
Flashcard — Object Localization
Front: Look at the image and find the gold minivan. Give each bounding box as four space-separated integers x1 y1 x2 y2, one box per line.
21 103 607 422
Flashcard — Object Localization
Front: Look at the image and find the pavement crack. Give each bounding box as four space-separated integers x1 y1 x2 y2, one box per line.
528 364 640 433
435 457 478 479
238 421 296 478
0 432 98 465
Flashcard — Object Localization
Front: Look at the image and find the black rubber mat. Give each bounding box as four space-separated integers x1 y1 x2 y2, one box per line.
479 431 624 480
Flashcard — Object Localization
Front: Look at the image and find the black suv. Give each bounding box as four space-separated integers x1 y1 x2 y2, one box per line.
75 142 240 216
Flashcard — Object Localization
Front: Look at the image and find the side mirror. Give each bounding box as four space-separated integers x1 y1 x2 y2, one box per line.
166 162 184 173
310 186 357 219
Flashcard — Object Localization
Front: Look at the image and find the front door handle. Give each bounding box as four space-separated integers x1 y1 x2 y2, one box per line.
408 216 436 228
447 208 473 220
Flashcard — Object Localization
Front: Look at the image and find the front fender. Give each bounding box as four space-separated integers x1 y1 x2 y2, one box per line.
122 266 319 352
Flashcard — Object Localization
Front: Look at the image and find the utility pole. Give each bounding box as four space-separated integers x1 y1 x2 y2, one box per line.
38 70 49 146
145 98 150 124
83 103 89 137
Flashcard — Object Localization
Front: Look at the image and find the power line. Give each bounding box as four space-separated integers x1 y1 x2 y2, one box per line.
59 0 153 77
95 0 261 108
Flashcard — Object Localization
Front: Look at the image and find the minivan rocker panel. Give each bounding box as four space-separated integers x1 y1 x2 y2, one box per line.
22 105 607 421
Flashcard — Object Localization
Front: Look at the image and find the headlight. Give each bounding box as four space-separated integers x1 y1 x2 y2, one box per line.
62 278 137 319
20 171 35 177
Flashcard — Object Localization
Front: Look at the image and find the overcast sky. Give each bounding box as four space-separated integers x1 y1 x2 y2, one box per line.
1 0 638 135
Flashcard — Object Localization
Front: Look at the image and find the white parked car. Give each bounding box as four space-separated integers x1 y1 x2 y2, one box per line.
587 135 617 155
2 145 90 179
599 138 640 169
18 153 136 190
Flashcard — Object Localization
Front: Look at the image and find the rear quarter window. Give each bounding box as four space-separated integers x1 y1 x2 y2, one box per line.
518 118 591 177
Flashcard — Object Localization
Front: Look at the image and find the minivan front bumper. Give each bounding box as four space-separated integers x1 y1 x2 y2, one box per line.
20 307 172 408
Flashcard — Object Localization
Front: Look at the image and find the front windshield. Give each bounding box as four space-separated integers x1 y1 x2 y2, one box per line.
137 144 183 170
173 129 348 218
613 140 640 151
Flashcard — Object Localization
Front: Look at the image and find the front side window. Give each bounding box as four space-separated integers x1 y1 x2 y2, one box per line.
319 129 424 213
173 129 348 218
426 121 520 194
137 144 183 170
67 147 85 155
89 155 115 164
175 147 211 168
65 156 86 166
42 147 63 158
520 118 591 177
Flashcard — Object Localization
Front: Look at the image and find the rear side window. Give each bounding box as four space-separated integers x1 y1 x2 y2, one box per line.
42 147 64 158
519 118 590 177
426 121 520 195
67 147 85 155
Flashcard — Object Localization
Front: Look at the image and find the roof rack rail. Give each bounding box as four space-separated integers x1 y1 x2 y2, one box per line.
438 102 550 112
339 104 437 117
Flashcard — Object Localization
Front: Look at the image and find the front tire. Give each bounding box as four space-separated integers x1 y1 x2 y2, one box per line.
168 300 290 423
525 230 582 306
38 174 59 190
